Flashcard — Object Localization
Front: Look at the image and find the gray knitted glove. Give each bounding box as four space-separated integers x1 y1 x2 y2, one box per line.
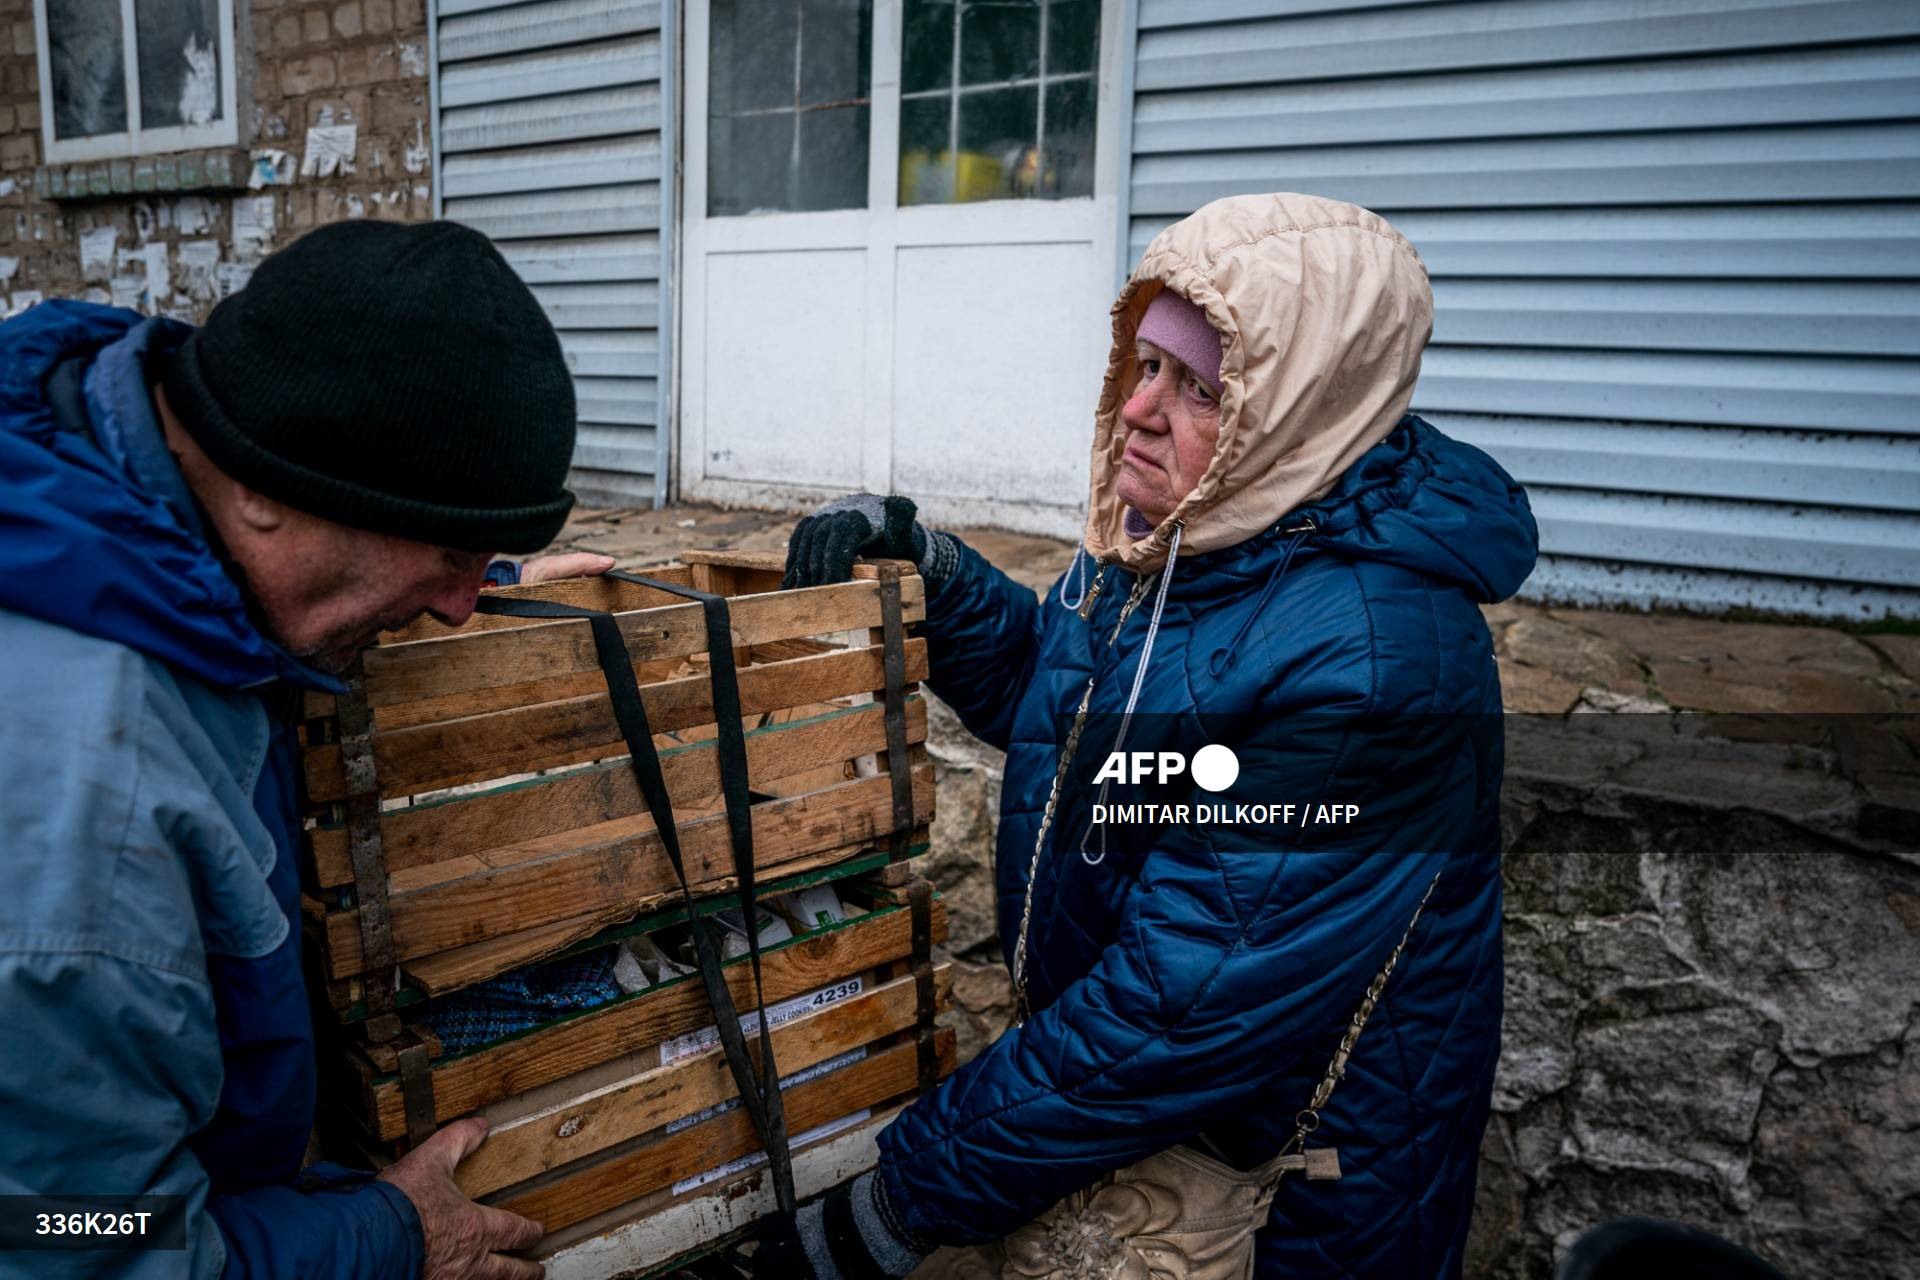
782 493 958 593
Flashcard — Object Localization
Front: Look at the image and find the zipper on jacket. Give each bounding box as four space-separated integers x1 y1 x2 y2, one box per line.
1075 560 1112 621
1107 574 1153 646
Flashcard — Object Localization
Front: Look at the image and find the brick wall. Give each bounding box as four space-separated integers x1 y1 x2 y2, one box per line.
0 0 434 322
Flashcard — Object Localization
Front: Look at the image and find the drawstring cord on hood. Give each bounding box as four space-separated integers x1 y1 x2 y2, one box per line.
1057 547 1089 611
1081 521 1183 866
1208 520 1315 677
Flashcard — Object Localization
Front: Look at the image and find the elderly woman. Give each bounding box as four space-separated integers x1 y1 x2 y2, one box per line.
766 194 1537 1279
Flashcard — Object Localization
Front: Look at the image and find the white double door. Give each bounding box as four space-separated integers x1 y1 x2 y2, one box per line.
676 0 1124 538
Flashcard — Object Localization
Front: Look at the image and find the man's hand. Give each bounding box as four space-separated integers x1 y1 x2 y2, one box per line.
378 1118 545 1280
518 552 616 585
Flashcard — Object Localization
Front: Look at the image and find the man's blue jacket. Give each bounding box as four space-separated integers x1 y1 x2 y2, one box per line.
875 417 1537 1277
0 302 423 1277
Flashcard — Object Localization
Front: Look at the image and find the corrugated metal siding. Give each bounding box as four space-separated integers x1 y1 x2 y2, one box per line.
436 0 668 508
1126 0 1920 618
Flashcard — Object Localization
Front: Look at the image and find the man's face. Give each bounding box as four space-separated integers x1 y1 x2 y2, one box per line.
1116 339 1222 527
241 513 495 674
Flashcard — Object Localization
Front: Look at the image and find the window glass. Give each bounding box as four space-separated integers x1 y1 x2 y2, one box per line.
136 0 224 129
1043 76 1096 198
47 0 128 140
898 0 1099 206
900 0 952 94
959 2 1036 85
1044 0 1098 76
709 0 873 216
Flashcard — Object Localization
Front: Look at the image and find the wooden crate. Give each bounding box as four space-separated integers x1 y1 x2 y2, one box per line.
297 552 931 1012
298 552 950 1265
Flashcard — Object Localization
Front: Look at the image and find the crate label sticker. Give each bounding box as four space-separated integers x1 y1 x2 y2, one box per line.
665 1047 868 1135
659 977 865 1066
671 1108 874 1196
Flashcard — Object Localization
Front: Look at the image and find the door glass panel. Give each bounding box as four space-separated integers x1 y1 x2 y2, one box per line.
959 2 1037 84
709 0 873 215
901 0 953 94
1043 76 1096 199
899 0 1100 206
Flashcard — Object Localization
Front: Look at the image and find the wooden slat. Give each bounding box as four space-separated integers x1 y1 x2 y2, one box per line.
530 1105 902 1262
397 569 698 642
675 550 788 571
362 899 947 1139
354 578 925 711
303 640 927 807
308 695 925 883
300 568 700 720
364 654 691 735
490 1030 955 1232
396 833 924 998
319 768 935 977
453 967 949 1196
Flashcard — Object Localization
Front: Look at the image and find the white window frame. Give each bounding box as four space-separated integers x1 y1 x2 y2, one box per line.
34 0 241 163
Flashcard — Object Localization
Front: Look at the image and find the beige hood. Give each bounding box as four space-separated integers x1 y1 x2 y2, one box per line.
1085 193 1433 571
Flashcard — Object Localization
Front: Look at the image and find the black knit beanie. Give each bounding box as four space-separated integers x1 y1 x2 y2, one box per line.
163 220 576 554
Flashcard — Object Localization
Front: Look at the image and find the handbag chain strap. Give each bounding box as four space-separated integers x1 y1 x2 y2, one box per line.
1280 864 1444 1161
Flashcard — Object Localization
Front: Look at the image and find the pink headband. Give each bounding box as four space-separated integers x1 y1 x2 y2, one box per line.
1136 289 1223 395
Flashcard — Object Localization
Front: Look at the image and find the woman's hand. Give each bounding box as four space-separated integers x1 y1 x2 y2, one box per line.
784 494 941 590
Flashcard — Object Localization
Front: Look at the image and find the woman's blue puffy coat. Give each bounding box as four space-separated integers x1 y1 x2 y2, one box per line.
875 417 1537 1278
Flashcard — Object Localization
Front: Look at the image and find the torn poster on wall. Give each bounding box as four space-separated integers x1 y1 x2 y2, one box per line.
173 196 217 235
178 241 220 301
216 262 253 299
79 226 119 281
144 243 170 305
232 195 275 262
404 120 429 175
251 149 295 188
301 125 357 178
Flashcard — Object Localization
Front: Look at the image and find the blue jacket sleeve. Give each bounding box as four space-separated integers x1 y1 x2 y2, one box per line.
209 1172 421 1280
921 536 1047 752
0 949 421 1280
874 842 1449 1243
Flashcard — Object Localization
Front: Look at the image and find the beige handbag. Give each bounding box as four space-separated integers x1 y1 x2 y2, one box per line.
974 634 1445 1280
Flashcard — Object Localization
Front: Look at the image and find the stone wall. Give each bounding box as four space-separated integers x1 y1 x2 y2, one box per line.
1 0 432 320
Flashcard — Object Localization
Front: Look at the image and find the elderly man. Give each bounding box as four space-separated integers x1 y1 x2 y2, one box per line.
770 194 1539 1279
0 222 601 1279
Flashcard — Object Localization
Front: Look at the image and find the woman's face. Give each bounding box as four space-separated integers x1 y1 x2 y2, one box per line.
1115 339 1222 527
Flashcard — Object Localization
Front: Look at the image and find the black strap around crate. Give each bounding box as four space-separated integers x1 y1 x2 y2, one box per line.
473 571 796 1215
909 878 940 1096
875 568 916 863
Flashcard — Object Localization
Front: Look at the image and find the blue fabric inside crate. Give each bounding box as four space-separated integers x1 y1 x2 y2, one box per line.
417 948 624 1054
